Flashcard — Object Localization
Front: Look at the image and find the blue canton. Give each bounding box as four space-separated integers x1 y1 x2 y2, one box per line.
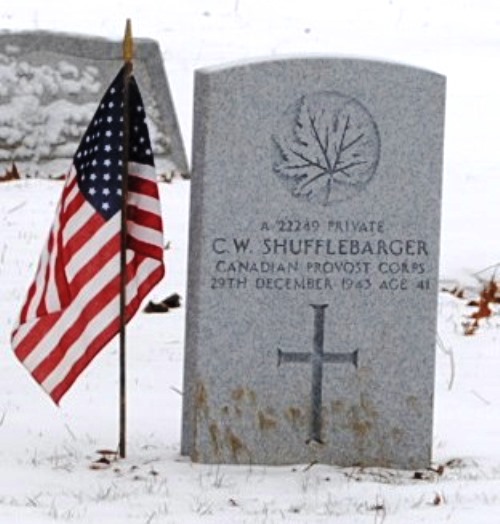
75 66 155 220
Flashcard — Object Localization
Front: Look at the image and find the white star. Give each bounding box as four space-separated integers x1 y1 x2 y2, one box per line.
90 173 97 180
111 87 116 94
92 159 97 166
106 130 112 137
104 145 112 152
103 159 111 167
137 105 143 112
89 187 96 195
140 137 145 143
109 102 114 108
103 173 111 181
102 202 110 210
146 149 152 155
102 188 110 196
107 116 113 123
116 188 122 195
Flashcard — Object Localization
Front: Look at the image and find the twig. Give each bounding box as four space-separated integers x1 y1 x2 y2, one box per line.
7 201 26 214
170 386 183 396
64 423 77 441
473 262 500 278
437 334 455 391
470 389 491 406
303 460 317 472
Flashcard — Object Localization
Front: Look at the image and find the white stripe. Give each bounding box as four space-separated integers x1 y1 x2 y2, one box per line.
127 221 163 248
128 191 161 216
44 202 63 313
41 258 160 394
65 212 120 282
25 228 54 320
12 318 38 349
25 171 72 319
64 176 79 208
63 199 95 249
22 251 125 372
129 162 156 181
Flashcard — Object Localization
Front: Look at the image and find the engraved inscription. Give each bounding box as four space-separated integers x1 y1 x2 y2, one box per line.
207 217 433 294
277 304 358 444
273 91 380 205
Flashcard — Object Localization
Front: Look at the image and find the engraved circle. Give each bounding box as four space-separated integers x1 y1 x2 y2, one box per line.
272 91 381 206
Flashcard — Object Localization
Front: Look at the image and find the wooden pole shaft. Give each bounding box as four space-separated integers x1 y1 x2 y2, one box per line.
119 19 134 460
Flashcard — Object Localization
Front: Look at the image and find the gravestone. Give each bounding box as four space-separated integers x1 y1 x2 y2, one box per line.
0 30 188 178
182 57 445 469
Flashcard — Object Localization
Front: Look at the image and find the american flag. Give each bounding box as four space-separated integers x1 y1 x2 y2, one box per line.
11 66 165 404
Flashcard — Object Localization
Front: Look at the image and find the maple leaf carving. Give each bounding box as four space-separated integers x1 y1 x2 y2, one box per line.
273 92 380 205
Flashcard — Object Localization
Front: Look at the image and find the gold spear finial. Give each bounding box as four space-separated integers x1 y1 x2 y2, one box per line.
123 19 134 63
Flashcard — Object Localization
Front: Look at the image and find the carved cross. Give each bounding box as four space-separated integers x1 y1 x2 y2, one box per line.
277 304 358 444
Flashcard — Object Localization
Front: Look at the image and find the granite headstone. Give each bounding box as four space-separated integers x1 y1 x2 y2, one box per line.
182 57 446 469
0 30 187 178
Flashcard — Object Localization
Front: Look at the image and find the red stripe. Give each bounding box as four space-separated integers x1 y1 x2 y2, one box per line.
127 205 163 232
53 222 71 308
51 261 164 404
64 212 105 262
18 279 38 326
51 314 122 404
69 233 120 291
129 175 160 199
62 189 87 227
14 313 61 361
36 227 56 318
128 236 163 260
32 268 122 384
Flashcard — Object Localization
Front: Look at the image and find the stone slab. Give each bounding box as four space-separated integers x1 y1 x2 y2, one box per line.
182 57 446 469
0 30 188 177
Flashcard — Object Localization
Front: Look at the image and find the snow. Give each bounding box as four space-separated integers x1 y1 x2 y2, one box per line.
1 0 500 522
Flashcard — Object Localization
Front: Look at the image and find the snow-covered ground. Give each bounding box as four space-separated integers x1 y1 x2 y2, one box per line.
1 1 500 522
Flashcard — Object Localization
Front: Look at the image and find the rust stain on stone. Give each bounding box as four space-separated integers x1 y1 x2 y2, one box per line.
231 387 245 402
331 400 344 413
406 395 421 414
225 428 246 460
195 382 208 418
391 427 404 444
209 423 221 456
351 419 372 438
258 410 277 431
285 406 306 427
248 389 257 405
231 387 257 405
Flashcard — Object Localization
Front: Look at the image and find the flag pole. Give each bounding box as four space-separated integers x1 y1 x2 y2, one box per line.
119 19 133 459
